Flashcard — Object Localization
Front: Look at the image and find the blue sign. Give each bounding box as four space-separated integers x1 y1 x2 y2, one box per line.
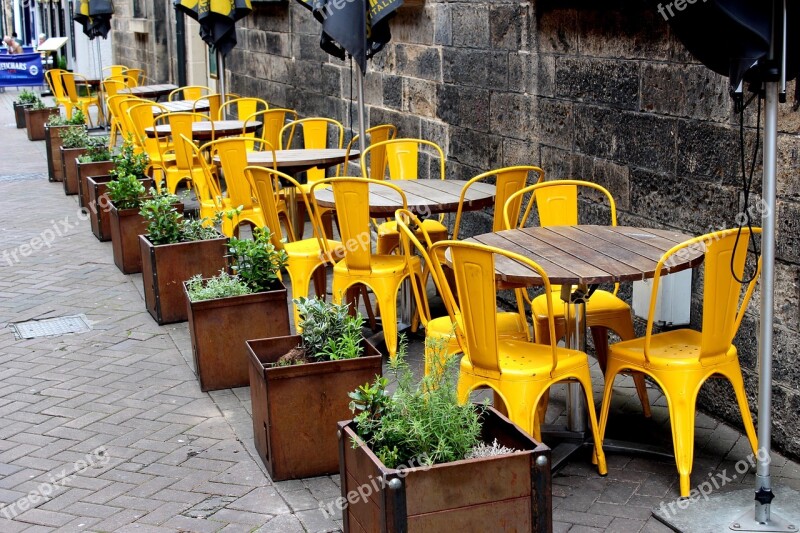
0 53 44 88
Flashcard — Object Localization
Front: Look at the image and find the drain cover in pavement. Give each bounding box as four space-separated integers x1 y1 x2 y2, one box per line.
10 315 92 339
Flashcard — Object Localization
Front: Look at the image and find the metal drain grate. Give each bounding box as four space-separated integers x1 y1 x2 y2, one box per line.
10 315 92 339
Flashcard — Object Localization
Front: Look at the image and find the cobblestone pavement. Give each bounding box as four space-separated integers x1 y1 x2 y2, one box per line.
1 88 798 533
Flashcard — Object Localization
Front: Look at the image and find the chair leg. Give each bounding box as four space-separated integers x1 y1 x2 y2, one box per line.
575 371 608 475
591 324 652 418
664 388 697 497
725 365 759 457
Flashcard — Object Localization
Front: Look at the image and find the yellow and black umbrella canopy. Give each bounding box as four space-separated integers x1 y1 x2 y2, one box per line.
73 0 113 39
297 0 403 74
175 0 252 57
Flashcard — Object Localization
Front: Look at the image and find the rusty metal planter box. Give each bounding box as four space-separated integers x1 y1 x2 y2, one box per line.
61 147 88 195
139 234 228 325
24 107 59 140
45 125 77 182
338 407 552 533
86 175 114 241
108 194 170 274
77 160 114 208
184 282 290 392
246 335 383 482
13 102 31 129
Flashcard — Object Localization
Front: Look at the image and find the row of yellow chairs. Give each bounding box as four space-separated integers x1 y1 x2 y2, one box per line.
45 69 104 127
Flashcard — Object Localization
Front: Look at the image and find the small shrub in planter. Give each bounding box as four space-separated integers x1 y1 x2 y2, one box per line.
76 136 113 208
107 171 156 272
246 297 382 481
336 346 552 532
45 111 86 182
60 126 91 195
25 97 60 141
13 89 38 128
183 226 290 391
139 196 228 324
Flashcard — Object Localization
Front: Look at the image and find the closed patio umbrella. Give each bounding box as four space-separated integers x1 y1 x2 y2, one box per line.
296 0 403 151
174 0 252 101
73 0 113 127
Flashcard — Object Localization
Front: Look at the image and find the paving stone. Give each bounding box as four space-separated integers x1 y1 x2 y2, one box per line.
228 487 291 515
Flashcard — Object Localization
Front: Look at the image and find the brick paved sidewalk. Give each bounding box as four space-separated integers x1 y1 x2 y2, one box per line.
0 88 798 533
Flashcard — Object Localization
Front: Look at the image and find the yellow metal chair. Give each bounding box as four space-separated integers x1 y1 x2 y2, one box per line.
61 72 104 127
429 239 608 475
341 124 397 178
206 137 267 236
503 179 652 417
245 166 346 330
396 209 529 376
193 93 222 119
123 68 145 86
361 138 449 255
105 90 134 147
217 97 269 120
45 69 73 118
127 102 171 184
168 85 211 101
155 112 213 193
243 108 299 152
599 228 761 497
182 135 227 222
116 97 148 146
102 65 128 78
310 178 416 360
105 74 138 90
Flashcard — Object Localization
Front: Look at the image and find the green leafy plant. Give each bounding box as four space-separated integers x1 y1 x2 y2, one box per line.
140 189 220 245
185 271 252 302
291 297 365 363
60 126 90 148
17 89 38 104
47 109 86 126
227 227 288 293
106 173 147 210
57 55 67 70
111 140 149 180
77 136 111 162
30 97 47 110
348 338 484 469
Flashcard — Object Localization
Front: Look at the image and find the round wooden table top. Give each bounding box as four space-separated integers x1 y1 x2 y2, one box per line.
118 83 179 99
466 225 704 286
152 100 209 115
313 179 496 218
145 120 260 141
241 148 359 175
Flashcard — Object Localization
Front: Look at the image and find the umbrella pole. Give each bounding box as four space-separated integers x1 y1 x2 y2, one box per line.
95 38 107 130
217 49 226 106
355 66 366 154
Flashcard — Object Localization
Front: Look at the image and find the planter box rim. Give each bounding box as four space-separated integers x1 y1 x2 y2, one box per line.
183 279 287 308
339 406 549 476
140 232 227 249
110 198 180 215
247 334 382 370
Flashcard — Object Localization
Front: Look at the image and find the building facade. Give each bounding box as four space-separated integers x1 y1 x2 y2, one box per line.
113 0 800 459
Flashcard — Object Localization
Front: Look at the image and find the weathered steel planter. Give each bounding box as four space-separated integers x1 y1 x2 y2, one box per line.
246 335 383 481
13 102 32 129
139 234 228 325
86 175 114 241
109 193 172 274
77 160 114 208
338 407 553 533
25 107 60 141
45 125 78 182
184 281 290 392
61 147 88 195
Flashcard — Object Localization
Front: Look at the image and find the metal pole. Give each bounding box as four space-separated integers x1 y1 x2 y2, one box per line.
355 66 366 154
755 79 778 525
175 7 186 87
217 48 225 104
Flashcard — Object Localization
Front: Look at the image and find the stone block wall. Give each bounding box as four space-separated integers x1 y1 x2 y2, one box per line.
115 0 800 458
111 0 172 84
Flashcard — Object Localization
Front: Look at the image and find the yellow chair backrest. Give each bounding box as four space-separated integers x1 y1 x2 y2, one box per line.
646 228 762 361
362 138 445 181
344 124 397 178
60 72 82 104
243 108 299 151
124 68 144 85
280 118 344 184
116 97 148 145
194 93 222 119
169 85 211 101
46 69 66 100
102 65 128 78
102 79 126 99
128 102 168 158
207 137 255 210
187 135 224 204
158 112 202 167
310 178 406 271
218 97 268 120
429 240 559 376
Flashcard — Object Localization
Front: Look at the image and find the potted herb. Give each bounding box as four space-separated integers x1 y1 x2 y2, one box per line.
25 97 60 141
139 197 228 324
107 159 165 272
13 89 38 129
76 136 113 208
183 227 291 392
337 346 552 533
60 126 91 195
246 297 383 481
45 111 86 182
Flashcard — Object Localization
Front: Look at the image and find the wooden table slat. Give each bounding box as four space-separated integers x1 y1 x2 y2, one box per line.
573 226 686 263
541 226 659 275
